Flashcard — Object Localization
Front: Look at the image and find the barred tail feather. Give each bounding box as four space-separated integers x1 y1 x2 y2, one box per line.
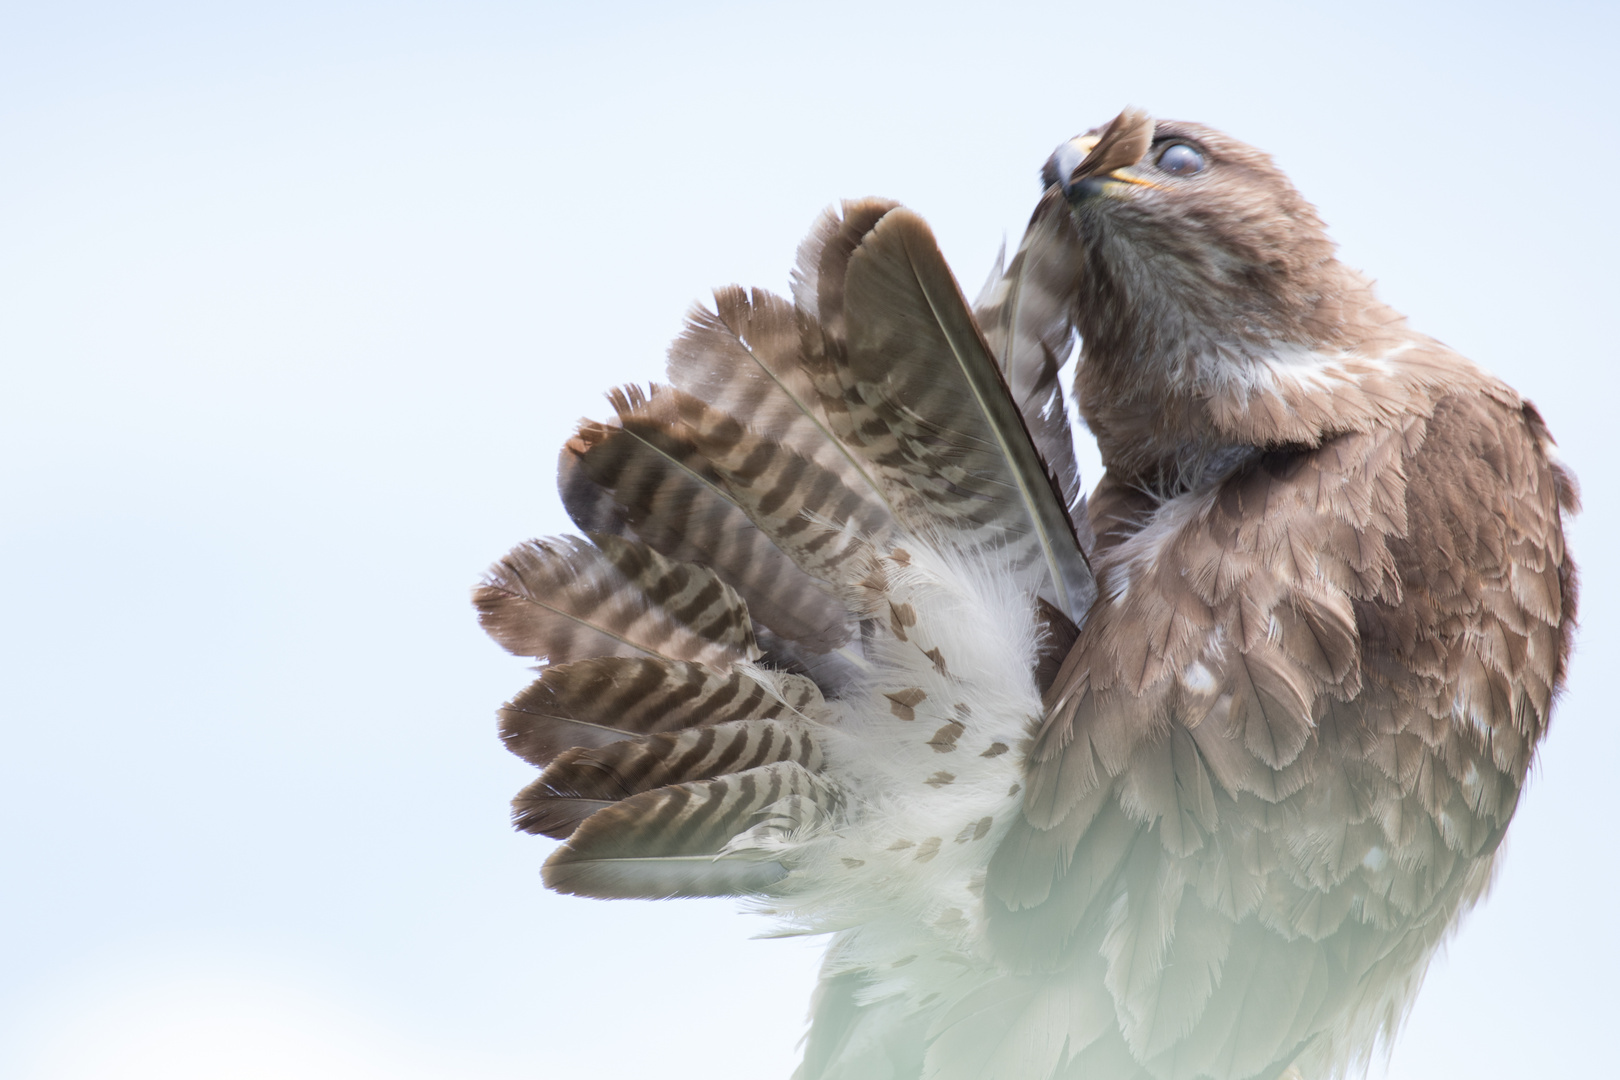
559 384 855 655
667 285 896 523
498 657 824 769
474 533 758 671
796 200 1095 622
542 761 841 899
514 717 825 839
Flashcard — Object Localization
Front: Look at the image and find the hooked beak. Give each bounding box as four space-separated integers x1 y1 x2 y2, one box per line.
1048 107 1160 202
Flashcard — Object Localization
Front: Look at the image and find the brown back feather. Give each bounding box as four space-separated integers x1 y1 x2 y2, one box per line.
977 349 1576 1074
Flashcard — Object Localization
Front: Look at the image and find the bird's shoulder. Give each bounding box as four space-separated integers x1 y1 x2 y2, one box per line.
977 346 1579 1069
1026 340 1578 831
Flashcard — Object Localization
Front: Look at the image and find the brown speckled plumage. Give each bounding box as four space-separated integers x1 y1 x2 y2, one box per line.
978 111 1578 1079
474 109 1576 1080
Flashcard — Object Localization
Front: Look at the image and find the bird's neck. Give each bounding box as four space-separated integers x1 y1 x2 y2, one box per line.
1072 256 1430 495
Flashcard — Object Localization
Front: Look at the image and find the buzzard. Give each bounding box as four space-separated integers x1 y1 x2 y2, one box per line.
474 109 1577 1080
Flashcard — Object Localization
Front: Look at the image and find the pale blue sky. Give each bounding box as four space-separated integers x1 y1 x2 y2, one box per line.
3 2 1616 1077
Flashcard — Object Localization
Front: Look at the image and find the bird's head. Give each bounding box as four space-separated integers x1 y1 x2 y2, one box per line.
1039 109 1409 487
1044 108 1356 374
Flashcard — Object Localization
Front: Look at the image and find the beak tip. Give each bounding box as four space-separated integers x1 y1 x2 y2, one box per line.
1053 108 1156 201
1043 141 1082 194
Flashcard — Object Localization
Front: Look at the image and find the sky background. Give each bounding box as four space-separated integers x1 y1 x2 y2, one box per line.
3 2 1616 1077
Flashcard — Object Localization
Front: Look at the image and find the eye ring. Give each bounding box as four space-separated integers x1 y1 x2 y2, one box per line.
1157 143 1205 177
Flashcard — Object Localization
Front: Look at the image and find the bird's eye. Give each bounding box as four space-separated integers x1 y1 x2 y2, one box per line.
1158 144 1205 176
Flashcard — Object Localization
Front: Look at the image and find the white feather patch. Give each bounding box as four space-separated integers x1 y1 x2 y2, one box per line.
756 535 1043 1010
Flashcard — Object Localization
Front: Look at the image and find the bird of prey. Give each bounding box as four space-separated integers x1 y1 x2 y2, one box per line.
473 108 1578 1080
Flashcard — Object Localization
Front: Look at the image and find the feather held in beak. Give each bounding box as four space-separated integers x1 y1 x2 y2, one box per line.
1045 107 1156 200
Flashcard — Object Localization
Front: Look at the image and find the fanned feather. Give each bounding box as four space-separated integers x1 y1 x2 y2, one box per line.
675 391 892 587
973 190 1088 517
560 384 854 652
498 657 824 768
669 285 897 521
514 717 824 838
474 533 758 671
805 202 1095 621
542 761 839 899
